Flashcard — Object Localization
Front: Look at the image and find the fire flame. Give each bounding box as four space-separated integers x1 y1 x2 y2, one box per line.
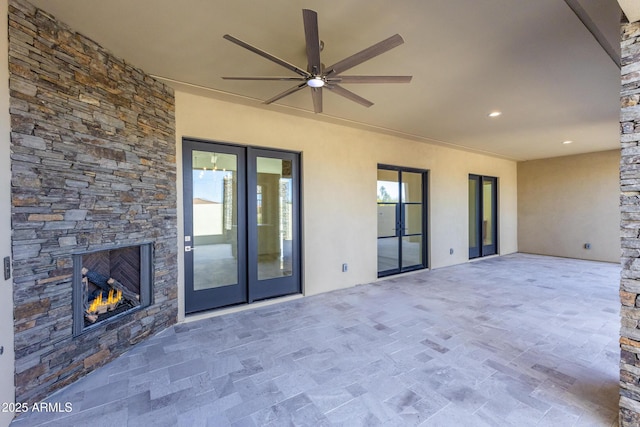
87 288 122 314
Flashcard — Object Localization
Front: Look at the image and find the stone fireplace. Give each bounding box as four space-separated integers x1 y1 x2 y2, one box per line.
9 0 178 404
72 243 153 335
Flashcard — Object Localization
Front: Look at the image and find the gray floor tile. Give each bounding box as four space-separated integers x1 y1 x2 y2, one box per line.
306 386 354 414
10 254 620 426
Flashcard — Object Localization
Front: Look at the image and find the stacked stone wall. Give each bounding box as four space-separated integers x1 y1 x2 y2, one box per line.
9 0 178 403
621 18 640 426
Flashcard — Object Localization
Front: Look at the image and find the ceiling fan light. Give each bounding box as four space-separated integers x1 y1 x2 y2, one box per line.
307 77 325 88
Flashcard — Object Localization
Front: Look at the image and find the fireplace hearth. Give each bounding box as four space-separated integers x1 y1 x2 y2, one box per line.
72 244 153 335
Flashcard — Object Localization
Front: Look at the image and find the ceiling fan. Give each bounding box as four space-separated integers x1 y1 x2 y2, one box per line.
222 9 412 113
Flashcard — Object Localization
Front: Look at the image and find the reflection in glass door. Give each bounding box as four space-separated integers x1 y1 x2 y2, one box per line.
183 140 300 314
193 153 238 289
469 174 497 259
377 165 427 277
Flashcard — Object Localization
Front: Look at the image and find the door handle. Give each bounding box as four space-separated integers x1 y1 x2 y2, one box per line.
185 246 194 252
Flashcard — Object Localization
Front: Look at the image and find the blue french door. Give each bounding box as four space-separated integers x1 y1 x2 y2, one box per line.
247 148 301 302
183 139 300 314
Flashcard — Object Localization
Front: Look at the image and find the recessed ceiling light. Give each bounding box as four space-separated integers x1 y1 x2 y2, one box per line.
488 111 502 118
562 140 573 145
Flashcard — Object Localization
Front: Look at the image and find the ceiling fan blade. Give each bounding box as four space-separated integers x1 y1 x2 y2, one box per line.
223 34 310 78
302 9 322 75
222 76 306 81
324 34 405 77
325 84 374 108
264 82 308 104
310 87 322 113
326 75 412 84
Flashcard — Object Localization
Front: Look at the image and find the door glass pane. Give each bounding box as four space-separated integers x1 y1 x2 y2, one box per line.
378 237 399 272
377 204 397 237
402 236 422 268
257 157 293 280
402 172 422 203
192 151 237 290
483 179 494 246
403 204 422 235
469 178 478 249
377 169 400 203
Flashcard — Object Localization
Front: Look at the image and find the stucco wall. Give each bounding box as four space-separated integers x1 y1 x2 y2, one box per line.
518 149 620 263
174 87 518 320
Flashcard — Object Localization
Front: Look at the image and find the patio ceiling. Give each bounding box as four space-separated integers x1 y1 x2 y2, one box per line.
29 0 624 161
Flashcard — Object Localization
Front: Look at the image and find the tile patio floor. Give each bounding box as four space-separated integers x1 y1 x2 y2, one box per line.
11 253 620 426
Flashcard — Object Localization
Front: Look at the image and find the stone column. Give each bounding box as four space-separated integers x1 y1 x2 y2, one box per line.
8 0 177 404
621 19 640 426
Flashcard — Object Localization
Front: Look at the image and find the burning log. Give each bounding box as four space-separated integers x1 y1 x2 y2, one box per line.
81 267 141 323
107 277 140 307
87 288 122 314
81 274 98 324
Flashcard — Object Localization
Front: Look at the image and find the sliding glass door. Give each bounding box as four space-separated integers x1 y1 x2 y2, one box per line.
377 165 428 277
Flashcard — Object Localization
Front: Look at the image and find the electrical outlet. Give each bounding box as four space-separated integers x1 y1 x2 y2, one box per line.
342 263 348 272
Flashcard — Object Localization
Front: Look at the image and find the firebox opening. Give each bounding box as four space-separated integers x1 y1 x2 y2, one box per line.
73 243 153 336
